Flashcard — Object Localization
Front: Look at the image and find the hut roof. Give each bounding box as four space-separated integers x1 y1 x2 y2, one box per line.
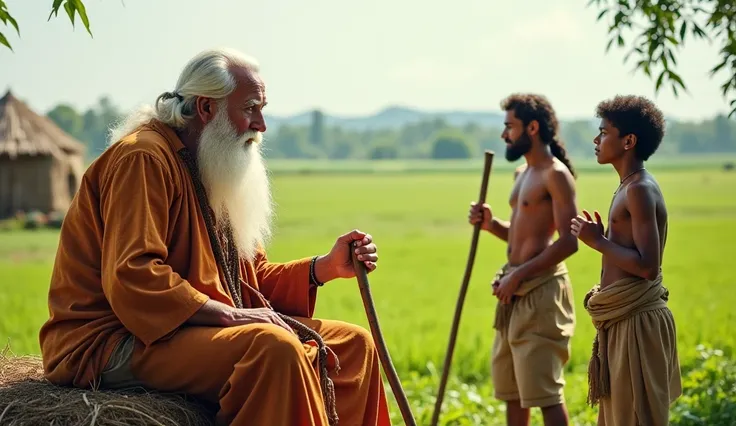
0 90 86 159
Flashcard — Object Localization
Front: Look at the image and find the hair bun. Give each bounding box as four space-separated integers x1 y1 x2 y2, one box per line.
161 91 184 101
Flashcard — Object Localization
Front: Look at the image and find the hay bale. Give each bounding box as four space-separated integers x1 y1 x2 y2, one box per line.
0 347 217 426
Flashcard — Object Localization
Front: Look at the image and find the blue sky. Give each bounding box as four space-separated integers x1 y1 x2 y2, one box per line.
0 0 730 122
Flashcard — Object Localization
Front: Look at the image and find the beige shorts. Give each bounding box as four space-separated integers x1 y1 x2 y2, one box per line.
491 269 576 408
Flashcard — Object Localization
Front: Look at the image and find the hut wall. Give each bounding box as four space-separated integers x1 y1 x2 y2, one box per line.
50 152 85 213
0 155 54 218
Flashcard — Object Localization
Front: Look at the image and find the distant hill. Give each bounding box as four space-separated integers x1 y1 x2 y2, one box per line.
263 105 508 131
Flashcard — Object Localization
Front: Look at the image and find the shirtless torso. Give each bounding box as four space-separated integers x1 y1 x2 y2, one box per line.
600 169 668 288
472 154 579 425
504 159 576 268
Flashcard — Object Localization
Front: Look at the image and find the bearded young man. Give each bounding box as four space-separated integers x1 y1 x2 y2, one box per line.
467 94 579 426
571 95 681 426
39 48 391 426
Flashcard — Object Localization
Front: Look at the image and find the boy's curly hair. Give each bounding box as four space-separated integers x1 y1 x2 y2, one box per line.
595 95 666 161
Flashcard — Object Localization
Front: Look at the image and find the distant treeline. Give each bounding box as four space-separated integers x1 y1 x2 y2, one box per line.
46 97 736 161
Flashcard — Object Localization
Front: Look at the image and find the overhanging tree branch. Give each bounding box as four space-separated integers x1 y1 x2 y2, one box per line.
588 0 736 118
0 0 92 51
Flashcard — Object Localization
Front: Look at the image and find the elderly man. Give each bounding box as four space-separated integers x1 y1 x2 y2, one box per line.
39 48 391 426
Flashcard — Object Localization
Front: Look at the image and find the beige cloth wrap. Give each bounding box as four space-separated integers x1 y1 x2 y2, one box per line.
490 262 576 408
493 262 570 332
584 273 682 426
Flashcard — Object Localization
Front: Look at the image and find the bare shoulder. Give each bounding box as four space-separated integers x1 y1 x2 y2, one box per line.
544 161 576 195
624 178 661 210
623 173 668 227
513 163 528 180
549 157 574 176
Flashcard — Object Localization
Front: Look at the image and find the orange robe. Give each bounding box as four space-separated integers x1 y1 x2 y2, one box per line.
38 119 391 426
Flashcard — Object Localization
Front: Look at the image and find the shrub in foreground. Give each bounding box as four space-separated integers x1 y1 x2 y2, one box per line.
386 344 736 425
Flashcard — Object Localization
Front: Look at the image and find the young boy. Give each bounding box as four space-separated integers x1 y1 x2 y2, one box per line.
571 95 682 426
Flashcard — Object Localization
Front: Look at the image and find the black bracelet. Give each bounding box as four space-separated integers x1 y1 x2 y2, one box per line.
309 256 325 287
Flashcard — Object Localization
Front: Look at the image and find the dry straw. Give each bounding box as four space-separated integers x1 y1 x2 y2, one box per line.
0 344 216 426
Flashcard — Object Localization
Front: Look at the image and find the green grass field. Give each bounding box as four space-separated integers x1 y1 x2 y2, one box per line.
1 157 735 425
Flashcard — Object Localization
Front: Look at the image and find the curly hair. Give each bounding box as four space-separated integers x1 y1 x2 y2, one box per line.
595 95 666 161
500 93 576 178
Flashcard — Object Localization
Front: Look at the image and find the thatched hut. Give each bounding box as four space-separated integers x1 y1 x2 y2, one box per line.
0 90 86 219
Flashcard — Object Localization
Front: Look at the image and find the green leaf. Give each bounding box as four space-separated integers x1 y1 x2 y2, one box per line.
47 0 93 38
71 0 92 36
596 9 608 20
691 23 708 40
63 1 75 27
606 37 615 52
0 6 19 36
721 79 733 97
647 40 660 57
679 20 687 41
48 0 65 20
655 70 666 91
710 60 728 75
0 29 11 51
667 49 677 66
6 12 18 35
669 71 687 90
633 58 652 74
613 10 623 24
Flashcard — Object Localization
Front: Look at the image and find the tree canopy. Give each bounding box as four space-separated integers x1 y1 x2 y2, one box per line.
44 98 736 162
587 0 736 117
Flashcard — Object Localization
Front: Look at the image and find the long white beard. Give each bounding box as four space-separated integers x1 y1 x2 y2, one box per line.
196 109 273 262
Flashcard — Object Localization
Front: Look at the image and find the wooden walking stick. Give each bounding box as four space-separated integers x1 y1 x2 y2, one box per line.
430 150 495 426
351 243 417 426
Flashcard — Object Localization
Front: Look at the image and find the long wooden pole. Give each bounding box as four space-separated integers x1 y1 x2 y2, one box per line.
351 242 417 426
430 150 495 426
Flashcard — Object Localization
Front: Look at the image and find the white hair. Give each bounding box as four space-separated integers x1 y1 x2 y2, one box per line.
107 47 260 145
105 48 273 260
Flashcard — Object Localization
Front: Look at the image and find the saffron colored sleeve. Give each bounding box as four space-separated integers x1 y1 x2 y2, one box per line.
99 152 209 346
253 250 317 318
